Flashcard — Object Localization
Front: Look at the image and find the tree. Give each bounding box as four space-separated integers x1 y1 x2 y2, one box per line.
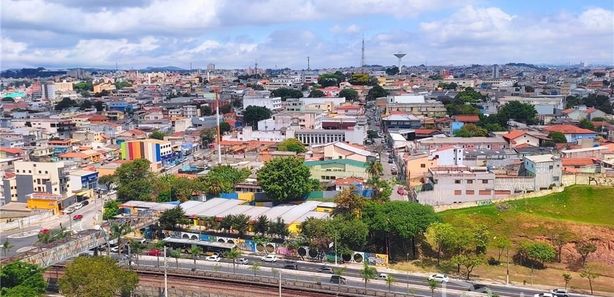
277 138 306 153
102 200 120 220
98 174 116 191
225 248 242 273
231 214 250 237
201 105 212 116
580 266 599 295
254 215 270 236
308 89 325 98
525 85 535 93
59 256 138 297
498 101 538 125
493 236 511 262
446 103 480 115
271 87 303 100
333 187 365 218
330 215 369 252
219 121 232 134
190 245 201 269
562 273 572 290
359 262 377 291
219 104 232 114
549 132 567 144
473 224 490 255
55 97 78 111
385 66 399 76
425 222 456 264
111 222 131 255
454 124 488 137
520 242 556 272
366 160 383 182
257 157 318 202
159 206 188 230
250 262 261 276
149 130 165 140
575 241 597 266
269 218 289 241
451 254 484 280
79 99 93 110
220 215 234 233
170 250 181 268
366 85 388 101
115 159 154 202
300 217 332 255
2 239 14 257
427 279 439 297
0 261 45 296
129 240 144 267
549 226 575 263
349 73 376 86
114 81 132 90
243 105 272 129
338 88 359 101
579 119 595 131
318 73 343 87
200 165 251 196
455 87 485 104
93 101 105 111
385 274 395 291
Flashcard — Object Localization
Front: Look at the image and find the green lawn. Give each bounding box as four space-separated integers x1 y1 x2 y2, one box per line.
439 185 614 233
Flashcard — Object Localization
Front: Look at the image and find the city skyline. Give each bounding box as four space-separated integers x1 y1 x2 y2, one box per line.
1 0 613 69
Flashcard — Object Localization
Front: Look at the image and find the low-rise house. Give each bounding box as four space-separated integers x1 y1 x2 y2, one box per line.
417 166 496 205
562 158 599 173
523 154 562 190
502 130 547 148
542 125 597 143
308 142 376 163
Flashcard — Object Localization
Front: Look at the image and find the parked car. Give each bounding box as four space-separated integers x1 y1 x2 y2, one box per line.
237 257 249 265
534 293 555 297
81 200 89 206
319 266 334 274
329 275 347 284
283 262 298 270
146 249 162 256
261 254 278 262
378 273 389 280
550 289 569 297
396 187 406 195
73 202 84 210
72 214 83 220
428 273 449 283
63 207 75 214
206 255 221 262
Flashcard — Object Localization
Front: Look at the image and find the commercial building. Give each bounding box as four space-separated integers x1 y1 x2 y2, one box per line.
304 159 368 182
417 136 508 151
243 95 283 111
417 166 496 205
288 126 367 145
4 161 68 202
120 139 177 169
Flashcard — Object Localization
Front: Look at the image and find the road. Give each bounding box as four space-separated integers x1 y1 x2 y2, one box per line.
112 253 586 297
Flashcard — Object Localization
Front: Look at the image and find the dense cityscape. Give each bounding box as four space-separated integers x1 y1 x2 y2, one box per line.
1 1 613 297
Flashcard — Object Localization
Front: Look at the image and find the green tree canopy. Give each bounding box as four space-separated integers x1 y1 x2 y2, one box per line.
446 103 480 115
349 73 377 86
93 101 105 111
338 88 359 101
333 187 365 218
366 85 388 101
115 159 154 202
277 138 307 153
59 256 138 297
199 165 251 196
385 66 399 75
548 131 567 143
498 101 538 125
149 130 165 140
519 242 556 270
114 81 132 90
0 261 45 297
159 206 188 230
55 97 79 111
578 119 595 131
454 124 488 137
308 89 326 98
201 105 212 116
257 157 318 202
103 200 120 220
73 81 93 91
454 87 486 103
79 99 93 110
271 87 303 100
243 105 272 129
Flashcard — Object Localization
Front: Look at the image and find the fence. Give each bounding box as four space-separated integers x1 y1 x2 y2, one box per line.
0 211 54 231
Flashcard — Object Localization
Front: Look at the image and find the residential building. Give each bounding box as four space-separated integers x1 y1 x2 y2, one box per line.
7 161 68 202
243 95 283 111
120 139 177 169
502 130 546 148
382 114 421 131
404 154 437 187
417 166 496 205
304 159 368 182
417 136 508 150
523 154 562 190
542 125 597 143
308 142 377 163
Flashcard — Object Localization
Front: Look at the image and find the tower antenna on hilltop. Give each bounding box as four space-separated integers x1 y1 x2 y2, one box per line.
307 56 310 71
361 35 365 72
393 53 406 74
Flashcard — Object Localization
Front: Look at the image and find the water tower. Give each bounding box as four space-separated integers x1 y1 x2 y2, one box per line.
393 53 406 74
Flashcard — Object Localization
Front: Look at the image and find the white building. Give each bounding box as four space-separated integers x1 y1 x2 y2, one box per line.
523 154 562 190
243 96 283 111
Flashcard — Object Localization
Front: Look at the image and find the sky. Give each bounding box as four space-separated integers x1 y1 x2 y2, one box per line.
1 0 613 69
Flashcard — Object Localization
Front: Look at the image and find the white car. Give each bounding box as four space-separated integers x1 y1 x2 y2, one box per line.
261 254 278 262
428 273 449 283
378 273 389 280
73 202 84 210
63 207 75 214
206 255 221 262
237 257 249 265
534 294 555 297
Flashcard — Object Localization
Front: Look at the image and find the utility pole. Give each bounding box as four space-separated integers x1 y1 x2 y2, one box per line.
278 270 282 297
334 231 338 265
164 246 168 297
361 35 365 73
506 246 510 285
215 91 222 164
307 56 310 71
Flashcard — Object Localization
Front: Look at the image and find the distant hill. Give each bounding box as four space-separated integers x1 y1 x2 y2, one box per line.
141 66 186 72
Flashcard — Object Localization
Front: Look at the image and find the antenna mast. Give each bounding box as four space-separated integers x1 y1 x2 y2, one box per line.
361 35 365 72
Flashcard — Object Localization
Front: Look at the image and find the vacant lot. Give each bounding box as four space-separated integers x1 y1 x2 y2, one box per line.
396 186 614 295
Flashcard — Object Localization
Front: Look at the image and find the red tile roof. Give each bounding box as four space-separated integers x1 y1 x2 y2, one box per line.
562 158 596 166
543 125 595 134
414 129 440 135
0 147 24 155
453 114 480 123
502 130 527 140
334 177 364 186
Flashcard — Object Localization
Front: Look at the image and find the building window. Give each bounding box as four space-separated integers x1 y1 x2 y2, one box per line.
466 190 475 195
549 165 553 170
482 179 489 184
553 176 560 181
454 180 461 184
467 180 474 184
454 190 462 195
479 190 491 195
420 164 426 168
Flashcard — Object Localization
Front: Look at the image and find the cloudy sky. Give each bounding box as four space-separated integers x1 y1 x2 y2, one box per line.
1 0 613 69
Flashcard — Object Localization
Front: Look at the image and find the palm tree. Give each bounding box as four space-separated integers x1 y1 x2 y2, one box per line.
111 222 131 255
427 279 439 297
254 215 270 236
232 214 250 238
170 250 181 269
220 215 234 234
250 262 261 276
270 218 288 241
224 248 241 273
386 274 395 292
154 240 165 267
190 245 200 270
333 267 346 297
129 240 144 267
1 239 13 257
367 160 383 181
360 262 377 292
